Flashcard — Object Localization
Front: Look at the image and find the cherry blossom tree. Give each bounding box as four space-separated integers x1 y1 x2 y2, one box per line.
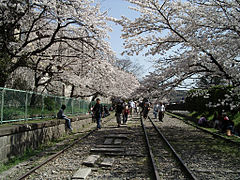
7 38 140 100
112 0 240 98
1 0 140 100
0 0 112 87
57 58 140 99
114 57 144 77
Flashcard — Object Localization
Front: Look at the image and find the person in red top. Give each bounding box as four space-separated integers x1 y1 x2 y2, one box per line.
221 114 234 136
123 104 130 125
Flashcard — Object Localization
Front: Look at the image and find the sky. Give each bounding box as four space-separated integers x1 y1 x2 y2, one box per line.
99 0 196 89
100 0 155 77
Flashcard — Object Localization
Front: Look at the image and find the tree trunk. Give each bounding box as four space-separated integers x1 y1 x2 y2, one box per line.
70 85 75 98
0 74 7 87
91 92 98 101
30 88 39 107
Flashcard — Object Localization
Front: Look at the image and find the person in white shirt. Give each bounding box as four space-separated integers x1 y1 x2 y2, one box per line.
153 103 159 119
158 102 165 122
129 100 135 116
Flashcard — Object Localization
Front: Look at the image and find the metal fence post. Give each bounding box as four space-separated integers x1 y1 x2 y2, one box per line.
54 96 57 118
25 92 28 121
79 99 81 114
83 100 85 114
80 99 82 114
1 88 5 124
41 94 44 119
72 98 74 115
84 100 86 113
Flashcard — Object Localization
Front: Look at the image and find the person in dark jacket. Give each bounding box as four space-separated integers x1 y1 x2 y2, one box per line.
57 104 73 132
103 105 110 117
93 98 103 129
115 101 124 127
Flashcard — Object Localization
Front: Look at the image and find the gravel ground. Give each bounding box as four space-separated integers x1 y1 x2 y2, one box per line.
2 112 239 180
0 115 112 180
143 117 188 180
10 115 152 180
149 113 240 180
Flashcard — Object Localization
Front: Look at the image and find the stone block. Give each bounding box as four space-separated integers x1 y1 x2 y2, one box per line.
72 168 91 179
113 139 122 145
104 134 128 139
0 136 8 147
100 158 115 167
104 138 113 145
82 155 100 166
90 147 125 153
95 145 123 148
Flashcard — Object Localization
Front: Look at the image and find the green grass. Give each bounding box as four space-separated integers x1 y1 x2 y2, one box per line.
0 146 44 174
167 111 240 143
0 117 58 128
0 111 90 128
210 143 240 157
0 129 79 174
190 110 240 137
1 105 90 124
233 112 240 130
0 135 74 174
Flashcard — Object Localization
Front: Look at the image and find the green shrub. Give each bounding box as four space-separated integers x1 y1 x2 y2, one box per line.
3 107 25 120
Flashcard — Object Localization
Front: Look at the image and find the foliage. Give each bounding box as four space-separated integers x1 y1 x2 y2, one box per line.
44 97 55 111
186 86 240 135
112 0 240 98
185 86 240 114
0 0 140 99
0 87 106 122
0 148 38 174
3 107 25 121
114 57 144 77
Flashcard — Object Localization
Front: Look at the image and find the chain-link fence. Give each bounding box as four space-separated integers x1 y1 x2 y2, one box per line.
0 87 110 124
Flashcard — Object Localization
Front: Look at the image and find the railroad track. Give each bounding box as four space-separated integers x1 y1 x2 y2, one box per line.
140 115 197 180
167 111 240 145
13 115 151 179
146 113 240 179
6 113 240 179
16 116 113 180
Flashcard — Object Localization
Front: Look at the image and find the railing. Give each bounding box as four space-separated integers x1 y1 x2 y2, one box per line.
0 87 109 124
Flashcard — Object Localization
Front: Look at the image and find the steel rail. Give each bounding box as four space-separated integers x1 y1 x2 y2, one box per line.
16 117 112 180
148 116 198 180
140 116 161 180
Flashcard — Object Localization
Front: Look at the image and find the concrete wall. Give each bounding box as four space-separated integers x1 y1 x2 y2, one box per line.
0 115 93 163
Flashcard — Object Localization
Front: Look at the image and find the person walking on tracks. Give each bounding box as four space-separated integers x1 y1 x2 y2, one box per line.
115 101 124 127
143 101 150 119
153 103 159 119
123 104 130 125
129 100 135 117
158 102 165 122
93 98 103 129
57 104 73 132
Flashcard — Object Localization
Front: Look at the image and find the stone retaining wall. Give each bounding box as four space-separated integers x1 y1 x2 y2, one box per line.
0 115 92 163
